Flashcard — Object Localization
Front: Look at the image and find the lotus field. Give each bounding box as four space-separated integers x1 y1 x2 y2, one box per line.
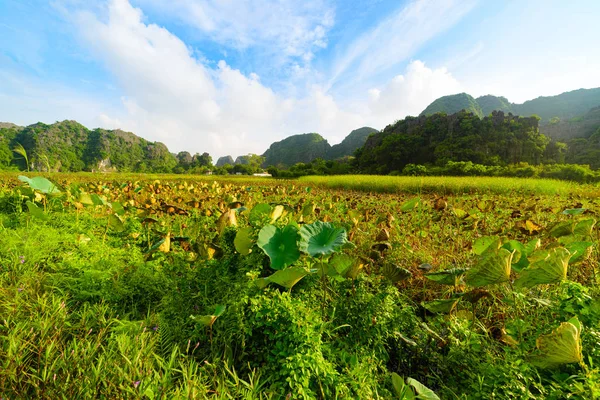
1 173 600 399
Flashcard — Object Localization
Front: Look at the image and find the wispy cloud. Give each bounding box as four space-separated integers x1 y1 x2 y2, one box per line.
133 0 335 72
327 0 477 91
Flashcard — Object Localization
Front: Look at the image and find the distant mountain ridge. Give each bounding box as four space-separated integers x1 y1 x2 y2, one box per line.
260 127 378 167
421 88 600 123
0 120 176 172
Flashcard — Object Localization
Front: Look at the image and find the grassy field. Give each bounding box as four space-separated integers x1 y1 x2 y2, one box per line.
1 173 599 398
300 174 599 196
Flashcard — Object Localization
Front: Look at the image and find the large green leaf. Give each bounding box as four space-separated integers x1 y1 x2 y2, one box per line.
573 218 596 237
391 373 415 399
400 198 420 212
406 377 440 400
298 221 348 257
472 236 501 255
190 305 226 328
108 213 125 232
18 175 61 194
565 241 593 264
257 224 300 270
465 248 513 287
531 317 583 368
249 203 272 226
255 267 310 290
383 263 412 283
234 227 254 255
329 253 355 277
514 247 571 289
425 267 469 286
549 221 575 238
502 240 527 271
423 298 460 314
26 201 47 220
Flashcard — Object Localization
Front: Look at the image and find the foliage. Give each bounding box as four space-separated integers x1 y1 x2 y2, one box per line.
1 173 600 399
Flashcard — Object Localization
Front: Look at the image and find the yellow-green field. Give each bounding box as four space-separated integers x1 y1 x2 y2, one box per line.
300 174 600 196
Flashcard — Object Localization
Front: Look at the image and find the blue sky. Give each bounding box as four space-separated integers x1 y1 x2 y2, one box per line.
1 0 600 158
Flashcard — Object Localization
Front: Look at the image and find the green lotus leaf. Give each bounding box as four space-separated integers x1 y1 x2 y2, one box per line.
249 203 272 226
423 297 460 314
473 236 501 255
18 175 61 194
257 224 300 270
329 253 355 277
406 377 440 400
234 227 254 255
400 198 420 212
562 208 586 215
391 373 415 399
514 247 571 289
574 218 596 237
565 241 593 264
383 263 412 283
111 201 125 216
523 238 541 256
465 248 513 287
531 317 583 368
299 221 348 257
425 267 469 286
26 201 47 220
549 221 575 238
108 213 125 232
501 240 527 271
255 267 310 290
190 305 226 328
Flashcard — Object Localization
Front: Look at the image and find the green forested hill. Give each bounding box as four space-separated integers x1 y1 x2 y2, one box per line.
420 88 600 123
355 111 551 174
262 133 330 167
420 93 483 118
0 120 176 172
328 127 378 160
215 155 234 167
513 88 600 122
476 95 513 115
540 107 600 141
262 127 378 167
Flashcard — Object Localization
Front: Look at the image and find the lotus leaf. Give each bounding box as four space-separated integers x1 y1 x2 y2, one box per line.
299 221 348 257
257 224 300 270
465 248 513 287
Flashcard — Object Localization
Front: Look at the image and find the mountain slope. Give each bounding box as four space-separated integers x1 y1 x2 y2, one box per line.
512 88 600 122
540 107 600 140
420 93 484 118
356 111 546 174
0 120 176 172
216 155 234 167
328 127 378 160
421 88 600 122
476 95 513 115
262 133 330 167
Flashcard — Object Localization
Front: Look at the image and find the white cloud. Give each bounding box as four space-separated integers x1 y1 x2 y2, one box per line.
1 0 469 160
133 0 334 70
367 60 462 126
327 0 477 92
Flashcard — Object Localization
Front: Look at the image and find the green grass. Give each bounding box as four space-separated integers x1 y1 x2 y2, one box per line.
2 174 600 398
299 175 596 196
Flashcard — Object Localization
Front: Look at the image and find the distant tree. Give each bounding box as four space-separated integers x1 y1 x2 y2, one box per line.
176 151 193 170
192 152 213 168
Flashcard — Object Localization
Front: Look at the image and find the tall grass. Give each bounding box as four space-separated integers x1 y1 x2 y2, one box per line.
299 175 596 196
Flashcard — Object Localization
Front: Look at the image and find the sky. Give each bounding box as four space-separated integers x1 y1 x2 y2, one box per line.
1 0 600 159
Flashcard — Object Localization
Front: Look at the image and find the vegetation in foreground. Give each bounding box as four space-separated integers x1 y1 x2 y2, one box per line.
1 173 600 399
